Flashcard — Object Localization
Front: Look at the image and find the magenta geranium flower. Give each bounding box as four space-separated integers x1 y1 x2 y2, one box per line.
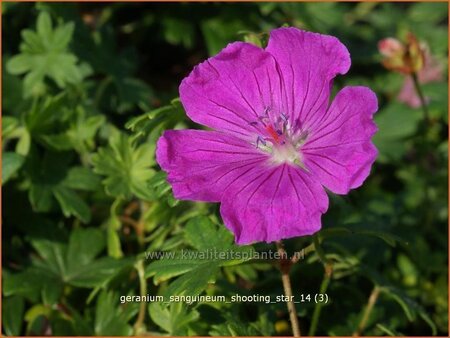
156 27 378 245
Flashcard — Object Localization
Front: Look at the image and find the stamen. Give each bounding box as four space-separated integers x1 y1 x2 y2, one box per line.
296 130 309 145
256 135 266 148
258 115 270 126
252 108 310 170
293 157 310 172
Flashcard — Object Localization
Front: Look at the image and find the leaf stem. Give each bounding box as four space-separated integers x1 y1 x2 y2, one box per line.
133 259 147 335
276 241 301 337
353 285 381 336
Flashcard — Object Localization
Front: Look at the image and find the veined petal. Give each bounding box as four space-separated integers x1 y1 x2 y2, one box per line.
266 27 350 127
179 42 284 140
220 164 328 244
302 86 378 194
156 129 268 202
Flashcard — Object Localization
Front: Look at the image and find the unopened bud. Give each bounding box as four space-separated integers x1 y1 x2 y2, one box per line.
378 33 425 74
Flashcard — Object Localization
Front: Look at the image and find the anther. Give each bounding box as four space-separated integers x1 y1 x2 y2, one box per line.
256 135 266 148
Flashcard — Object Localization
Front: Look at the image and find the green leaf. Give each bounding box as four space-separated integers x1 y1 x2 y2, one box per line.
146 171 178 206
31 239 67 276
24 304 51 334
36 11 52 42
6 54 33 74
114 77 154 113
2 116 21 139
145 252 206 282
24 147 95 222
42 278 63 306
125 98 186 142
185 216 233 250
210 318 260 336
53 186 91 223
408 2 448 24
69 113 106 150
21 30 44 53
201 18 244 56
373 103 422 163
41 108 105 152
67 257 133 288
149 302 199 335
27 229 131 289
2 152 25 184
2 296 25 336
162 17 195 48
319 224 408 247
52 22 75 50
66 228 105 272
40 133 73 151
24 92 68 135
381 286 437 335
16 130 31 156
240 30 265 48
397 254 418 286
375 323 398 336
146 217 254 297
61 167 101 191
3 268 60 303
6 11 83 97
349 229 406 247
95 291 133 336
163 263 220 297
92 133 154 200
149 302 172 333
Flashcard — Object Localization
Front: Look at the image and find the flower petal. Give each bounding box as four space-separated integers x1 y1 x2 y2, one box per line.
156 129 268 202
266 27 350 127
220 164 328 244
179 42 284 140
302 86 378 194
397 77 422 108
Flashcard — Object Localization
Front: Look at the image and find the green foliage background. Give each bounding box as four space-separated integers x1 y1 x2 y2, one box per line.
2 2 448 336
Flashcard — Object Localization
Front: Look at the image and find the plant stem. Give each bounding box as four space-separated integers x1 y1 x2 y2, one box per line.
412 73 434 229
308 263 332 336
308 237 332 336
94 75 113 108
353 285 381 336
412 72 429 123
133 259 147 335
276 241 301 337
313 235 329 265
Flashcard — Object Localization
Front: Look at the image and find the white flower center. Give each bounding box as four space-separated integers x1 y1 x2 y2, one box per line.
271 143 301 165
